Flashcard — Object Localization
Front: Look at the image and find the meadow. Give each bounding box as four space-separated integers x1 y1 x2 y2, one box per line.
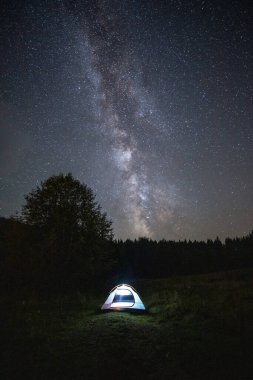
1 268 253 380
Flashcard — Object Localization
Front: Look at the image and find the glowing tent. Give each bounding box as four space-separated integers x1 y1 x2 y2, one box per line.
101 284 145 311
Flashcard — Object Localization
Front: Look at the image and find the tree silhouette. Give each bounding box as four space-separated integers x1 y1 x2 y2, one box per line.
20 173 114 285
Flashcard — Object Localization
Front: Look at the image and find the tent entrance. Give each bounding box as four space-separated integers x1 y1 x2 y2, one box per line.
113 289 135 304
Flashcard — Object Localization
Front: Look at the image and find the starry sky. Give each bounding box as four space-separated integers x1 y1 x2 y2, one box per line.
0 0 252 241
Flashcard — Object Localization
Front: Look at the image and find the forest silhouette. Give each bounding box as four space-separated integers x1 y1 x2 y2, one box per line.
0 173 252 291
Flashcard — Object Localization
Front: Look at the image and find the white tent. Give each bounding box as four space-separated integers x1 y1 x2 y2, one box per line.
101 284 145 311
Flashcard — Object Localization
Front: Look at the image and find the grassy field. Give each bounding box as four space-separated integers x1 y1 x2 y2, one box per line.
1 268 253 380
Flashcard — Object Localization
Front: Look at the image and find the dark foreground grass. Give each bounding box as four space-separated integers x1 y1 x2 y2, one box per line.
1 269 253 380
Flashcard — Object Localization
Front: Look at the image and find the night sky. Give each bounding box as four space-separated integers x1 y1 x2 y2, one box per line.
0 0 252 241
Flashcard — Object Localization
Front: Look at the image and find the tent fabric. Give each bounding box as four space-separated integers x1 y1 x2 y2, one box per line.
101 284 145 311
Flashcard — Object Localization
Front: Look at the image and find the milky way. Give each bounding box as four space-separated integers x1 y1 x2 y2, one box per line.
77 3 182 239
0 0 252 240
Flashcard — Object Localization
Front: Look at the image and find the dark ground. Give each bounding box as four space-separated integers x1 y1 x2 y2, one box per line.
1 269 253 380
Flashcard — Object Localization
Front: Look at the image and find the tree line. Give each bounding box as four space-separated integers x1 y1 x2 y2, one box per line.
114 233 253 280
0 174 252 290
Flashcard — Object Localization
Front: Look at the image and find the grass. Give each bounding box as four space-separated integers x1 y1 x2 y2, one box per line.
1 268 253 379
